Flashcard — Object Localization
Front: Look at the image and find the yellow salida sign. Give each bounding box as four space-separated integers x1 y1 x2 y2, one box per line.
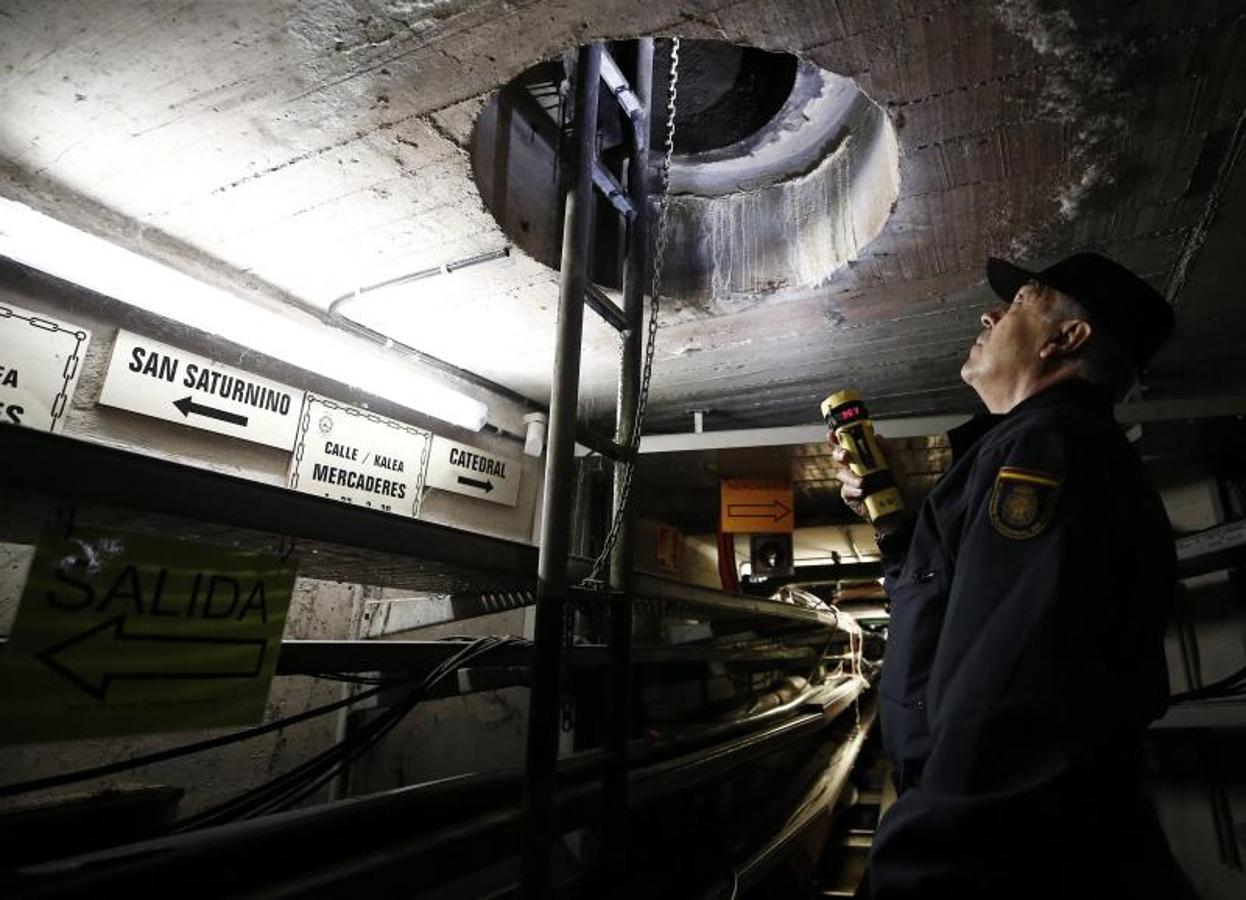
1 526 295 744
720 479 795 534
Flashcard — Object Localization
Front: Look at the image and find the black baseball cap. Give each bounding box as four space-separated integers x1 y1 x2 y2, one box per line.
986 251 1175 370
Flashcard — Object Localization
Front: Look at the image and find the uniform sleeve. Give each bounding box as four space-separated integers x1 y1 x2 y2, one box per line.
866 420 1124 896
877 525 912 585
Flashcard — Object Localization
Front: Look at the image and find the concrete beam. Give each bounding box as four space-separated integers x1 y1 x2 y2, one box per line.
631 395 1246 454
636 414 969 453
1115 395 1246 424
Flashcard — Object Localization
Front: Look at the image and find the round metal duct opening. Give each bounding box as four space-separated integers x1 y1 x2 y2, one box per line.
470 39 899 318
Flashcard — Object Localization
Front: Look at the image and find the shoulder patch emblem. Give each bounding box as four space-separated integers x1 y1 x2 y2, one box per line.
988 466 1061 540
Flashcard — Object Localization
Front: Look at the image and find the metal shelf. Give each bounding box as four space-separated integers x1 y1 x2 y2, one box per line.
1151 698 1246 730
0 427 838 631
1176 518 1246 578
629 571 841 630
0 637 821 684
0 426 535 594
271 639 822 674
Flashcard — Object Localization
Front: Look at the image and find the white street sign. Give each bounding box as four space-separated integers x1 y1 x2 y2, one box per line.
99 331 303 450
0 302 91 433
288 394 431 517
425 435 521 507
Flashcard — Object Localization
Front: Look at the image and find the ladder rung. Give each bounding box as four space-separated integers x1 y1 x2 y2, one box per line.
584 284 629 332
592 161 634 218
599 48 643 119
577 427 634 462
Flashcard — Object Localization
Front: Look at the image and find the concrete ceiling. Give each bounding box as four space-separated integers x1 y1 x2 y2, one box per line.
2 0 1244 437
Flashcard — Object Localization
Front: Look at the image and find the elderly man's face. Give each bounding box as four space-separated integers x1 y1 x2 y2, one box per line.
960 282 1057 400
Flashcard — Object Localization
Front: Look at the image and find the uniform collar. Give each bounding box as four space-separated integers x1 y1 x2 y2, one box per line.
948 412 1003 461
947 379 1112 461
1007 377 1114 419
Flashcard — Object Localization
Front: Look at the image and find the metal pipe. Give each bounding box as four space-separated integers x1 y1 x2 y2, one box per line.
243 712 835 899
269 639 820 675
694 694 879 899
604 37 653 886
319 247 540 415
325 247 511 315
520 42 603 900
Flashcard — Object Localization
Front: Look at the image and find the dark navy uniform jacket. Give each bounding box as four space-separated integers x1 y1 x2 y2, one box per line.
865 380 1190 898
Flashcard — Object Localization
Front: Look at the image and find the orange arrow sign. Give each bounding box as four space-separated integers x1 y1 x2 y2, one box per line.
721 480 795 534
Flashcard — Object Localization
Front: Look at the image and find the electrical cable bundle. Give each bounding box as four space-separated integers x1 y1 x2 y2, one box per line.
1169 661 1246 704
172 635 524 830
0 637 524 817
0 683 388 801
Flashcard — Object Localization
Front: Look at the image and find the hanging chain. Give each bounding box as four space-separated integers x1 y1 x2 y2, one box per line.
580 37 680 587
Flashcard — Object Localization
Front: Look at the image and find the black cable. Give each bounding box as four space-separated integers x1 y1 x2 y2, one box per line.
181 690 440 827
257 637 517 817
172 699 408 829
1170 662 1246 703
173 665 449 829
311 673 391 685
0 682 388 800
0 639 522 802
172 636 523 830
260 693 417 816
173 700 406 828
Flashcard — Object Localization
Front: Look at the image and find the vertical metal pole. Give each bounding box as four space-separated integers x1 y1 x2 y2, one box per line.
604 37 653 885
520 42 602 899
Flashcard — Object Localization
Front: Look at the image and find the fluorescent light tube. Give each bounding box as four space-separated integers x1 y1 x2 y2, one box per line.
0 198 489 431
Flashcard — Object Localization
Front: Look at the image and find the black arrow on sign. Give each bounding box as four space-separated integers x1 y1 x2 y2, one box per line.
457 475 495 493
36 615 267 701
173 396 248 427
727 500 791 522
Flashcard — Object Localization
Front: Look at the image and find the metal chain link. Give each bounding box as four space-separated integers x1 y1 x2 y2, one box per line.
581 37 680 587
2 305 88 431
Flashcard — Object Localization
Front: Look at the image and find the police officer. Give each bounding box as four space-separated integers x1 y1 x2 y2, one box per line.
833 252 1193 898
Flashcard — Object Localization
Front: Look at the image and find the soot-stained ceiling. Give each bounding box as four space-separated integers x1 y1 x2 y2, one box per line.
0 0 1244 435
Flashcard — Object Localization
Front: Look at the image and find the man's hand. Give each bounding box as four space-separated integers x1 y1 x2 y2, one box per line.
829 431 911 534
830 439 870 521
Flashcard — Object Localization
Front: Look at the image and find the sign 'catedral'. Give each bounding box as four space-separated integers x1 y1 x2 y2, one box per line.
288 394 432 517
99 330 304 450
425 435 522 508
0 302 91 432
0 526 295 743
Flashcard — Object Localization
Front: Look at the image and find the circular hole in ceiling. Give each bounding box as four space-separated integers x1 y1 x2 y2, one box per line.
470 38 898 315
649 41 798 154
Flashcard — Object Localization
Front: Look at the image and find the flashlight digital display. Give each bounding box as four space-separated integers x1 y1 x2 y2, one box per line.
821 389 905 524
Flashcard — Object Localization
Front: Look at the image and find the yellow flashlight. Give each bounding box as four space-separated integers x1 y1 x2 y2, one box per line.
821 389 905 523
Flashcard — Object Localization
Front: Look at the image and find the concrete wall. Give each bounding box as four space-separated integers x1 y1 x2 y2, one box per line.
348 600 531 795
